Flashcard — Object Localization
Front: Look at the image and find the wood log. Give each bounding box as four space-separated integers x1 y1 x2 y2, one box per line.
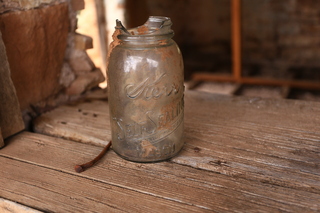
70 0 85 11
0 31 24 142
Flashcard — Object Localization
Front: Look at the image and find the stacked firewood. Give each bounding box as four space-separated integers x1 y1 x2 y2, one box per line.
0 0 105 143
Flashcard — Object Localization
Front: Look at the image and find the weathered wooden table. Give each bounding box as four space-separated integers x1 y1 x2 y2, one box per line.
1 90 319 212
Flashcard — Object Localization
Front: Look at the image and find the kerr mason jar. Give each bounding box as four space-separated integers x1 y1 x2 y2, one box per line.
107 16 184 162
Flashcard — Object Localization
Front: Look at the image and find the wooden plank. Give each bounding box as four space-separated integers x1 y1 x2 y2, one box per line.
33 99 111 146
192 72 320 90
33 90 320 193
74 33 93 50
192 81 241 95
0 31 24 141
0 198 42 213
1 132 319 212
31 92 320 193
176 91 320 194
0 157 201 213
184 80 201 90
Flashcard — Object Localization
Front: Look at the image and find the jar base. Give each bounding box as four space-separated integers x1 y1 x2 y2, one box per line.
112 146 184 163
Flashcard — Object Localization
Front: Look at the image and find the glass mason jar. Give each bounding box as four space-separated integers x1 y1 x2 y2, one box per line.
107 16 184 162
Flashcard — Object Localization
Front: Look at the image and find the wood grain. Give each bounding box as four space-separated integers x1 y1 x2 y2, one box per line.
0 157 200 212
33 91 320 192
33 99 111 146
1 132 319 212
177 92 320 194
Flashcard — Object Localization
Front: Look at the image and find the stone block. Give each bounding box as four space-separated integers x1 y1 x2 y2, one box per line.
74 33 93 50
68 48 95 74
59 62 76 88
66 68 105 96
0 2 70 110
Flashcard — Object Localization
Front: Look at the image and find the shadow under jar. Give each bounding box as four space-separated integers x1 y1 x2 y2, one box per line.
107 16 185 162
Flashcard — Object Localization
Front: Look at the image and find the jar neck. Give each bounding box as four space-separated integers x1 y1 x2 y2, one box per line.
114 16 174 46
118 33 174 46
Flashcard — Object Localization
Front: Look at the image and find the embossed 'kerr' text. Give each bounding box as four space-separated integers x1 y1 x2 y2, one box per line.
125 73 180 100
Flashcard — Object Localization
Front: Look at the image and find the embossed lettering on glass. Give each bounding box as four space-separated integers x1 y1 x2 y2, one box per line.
107 16 185 162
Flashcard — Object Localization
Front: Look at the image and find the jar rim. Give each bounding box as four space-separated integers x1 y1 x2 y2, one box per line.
115 16 174 40
117 32 174 42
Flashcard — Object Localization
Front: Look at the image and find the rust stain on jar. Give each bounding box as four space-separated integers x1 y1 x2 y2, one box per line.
162 49 174 61
140 140 158 157
137 25 149 35
106 28 121 72
158 96 183 131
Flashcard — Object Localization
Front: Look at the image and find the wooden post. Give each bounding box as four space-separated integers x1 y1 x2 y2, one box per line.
0 128 3 148
231 0 242 81
0 31 24 144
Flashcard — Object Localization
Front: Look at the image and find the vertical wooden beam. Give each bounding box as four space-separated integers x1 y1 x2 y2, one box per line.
231 0 242 81
95 0 108 79
0 128 4 148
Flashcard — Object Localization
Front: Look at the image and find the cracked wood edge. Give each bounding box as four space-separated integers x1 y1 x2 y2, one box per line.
0 198 43 213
